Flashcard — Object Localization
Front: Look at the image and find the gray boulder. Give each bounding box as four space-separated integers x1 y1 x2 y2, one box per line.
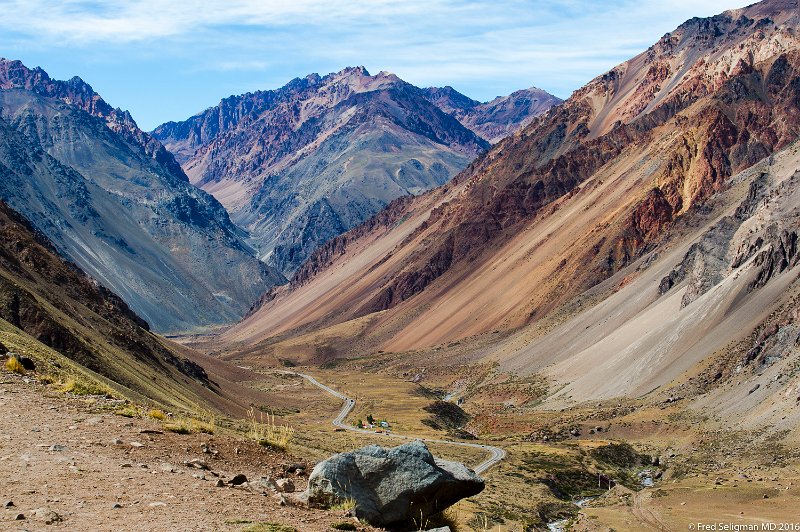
303 440 483 528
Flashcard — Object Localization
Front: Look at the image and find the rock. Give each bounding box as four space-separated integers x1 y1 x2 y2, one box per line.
284 463 305 474
215 479 225 488
0 340 7 355
120 463 132 468
304 440 484 528
249 476 278 494
4 500 14 508
423 528 451 532
229 474 248 486
129 442 144 448
48 444 66 452
18 356 35 371
276 478 295 493
148 502 166 507
276 493 287 506
159 463 176 473
185 458 209 470
111 503 122 509
14 513 25 520
32 508 61 524
111 439 123 445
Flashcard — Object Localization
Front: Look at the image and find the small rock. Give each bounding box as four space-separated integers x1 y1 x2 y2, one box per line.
159 463 176 473
32 508 61 524
215 479 225 488
763 494 769 499
111 503 122 509
129 442 144 448
120 463 133 468
18 356 36 371
110 439 123 445
48 444 66 452
276 478 295 493
4 500 14 508
285 463 305 474
276 493 287 506
192 473 206 480
14 513 25 520
229 474 248 486
148 502 166 507
185 458 209 470
140 429 163 435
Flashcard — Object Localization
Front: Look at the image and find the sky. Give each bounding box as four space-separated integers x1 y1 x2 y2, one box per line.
0 0 753 131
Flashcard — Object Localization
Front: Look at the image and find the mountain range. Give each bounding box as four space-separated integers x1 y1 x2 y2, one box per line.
223 0 800 415
0 59 285 333
154 68 559 275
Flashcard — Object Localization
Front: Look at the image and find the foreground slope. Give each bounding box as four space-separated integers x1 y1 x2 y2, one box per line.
154 67 492 275
224 0 800 383
0 60 284 332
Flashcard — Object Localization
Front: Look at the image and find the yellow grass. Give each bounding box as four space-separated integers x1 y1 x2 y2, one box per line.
148 409 167 420
247 407 294 451
4 356 25 374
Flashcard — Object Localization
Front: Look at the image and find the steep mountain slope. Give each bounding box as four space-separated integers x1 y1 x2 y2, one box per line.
423 86 563 143
153 67 490 275
0 200 285 414
224 0 800 388
0 60 284 332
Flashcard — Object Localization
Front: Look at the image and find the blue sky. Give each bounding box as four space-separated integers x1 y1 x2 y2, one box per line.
0 0 752 130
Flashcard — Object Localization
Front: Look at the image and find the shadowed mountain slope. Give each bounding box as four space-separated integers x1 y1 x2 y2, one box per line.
0 200 287 414
0 60 285 333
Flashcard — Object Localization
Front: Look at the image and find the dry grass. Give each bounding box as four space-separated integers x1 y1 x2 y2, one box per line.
247 406 294 451
4 356 25 374
60 378 113 397
114 405 140 418
148 409 167 420
329 497 357 512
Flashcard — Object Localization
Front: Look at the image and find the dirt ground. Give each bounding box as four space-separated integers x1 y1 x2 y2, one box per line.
0 373 370 532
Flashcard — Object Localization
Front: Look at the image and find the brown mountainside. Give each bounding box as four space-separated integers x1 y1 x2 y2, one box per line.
224 0 800 390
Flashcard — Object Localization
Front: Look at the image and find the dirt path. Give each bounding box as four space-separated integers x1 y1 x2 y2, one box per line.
0 375 356 531
630 491 670 531
289 371 507 474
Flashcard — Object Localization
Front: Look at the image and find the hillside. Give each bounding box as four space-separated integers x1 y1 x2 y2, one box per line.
0 200 291 415
223 0 800 412
0 60 284 332
154 68 498 275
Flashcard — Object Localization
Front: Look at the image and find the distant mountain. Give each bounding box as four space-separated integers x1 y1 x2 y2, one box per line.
423 86 563 143
225 0 800 414
153 67 492 276
0 59 285 333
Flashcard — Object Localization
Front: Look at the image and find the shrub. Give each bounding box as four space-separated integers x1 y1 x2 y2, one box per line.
61 378 112 396
330 522 357 531
148 409 167 420
114 405 140 418
4 357 25 374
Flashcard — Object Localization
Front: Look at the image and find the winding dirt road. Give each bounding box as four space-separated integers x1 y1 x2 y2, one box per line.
289 371 506 474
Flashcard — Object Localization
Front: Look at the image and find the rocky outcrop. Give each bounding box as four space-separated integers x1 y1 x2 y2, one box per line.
304 441 484 528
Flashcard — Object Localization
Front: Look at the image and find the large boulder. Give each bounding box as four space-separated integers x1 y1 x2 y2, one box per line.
303 440 484 528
